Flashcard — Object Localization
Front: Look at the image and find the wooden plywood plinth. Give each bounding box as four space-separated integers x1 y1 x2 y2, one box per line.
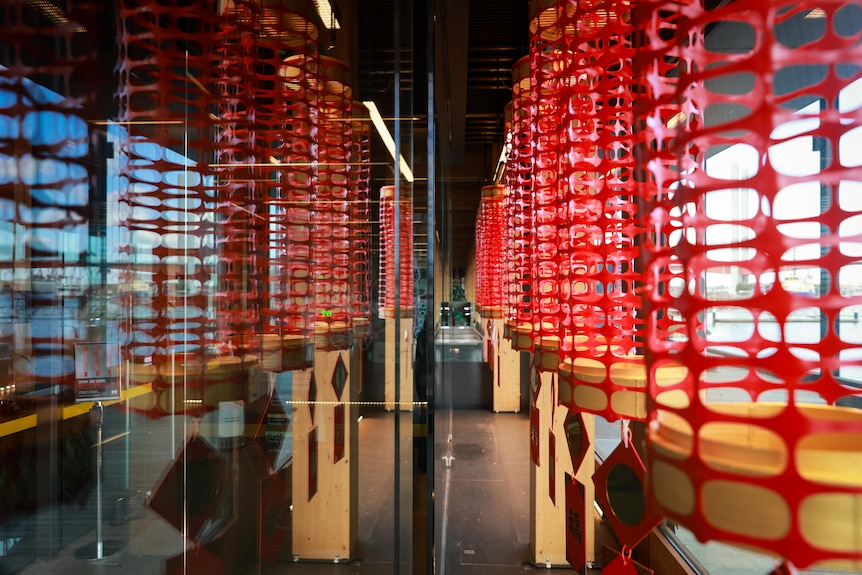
291 346 359 560
491 318 521 412
384 319 414 411
530 367 595 567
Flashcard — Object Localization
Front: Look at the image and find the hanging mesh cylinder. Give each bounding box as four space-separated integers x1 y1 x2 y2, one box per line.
638 1 862 569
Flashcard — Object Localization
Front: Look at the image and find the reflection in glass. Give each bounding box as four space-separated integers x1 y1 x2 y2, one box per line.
606 463 645 527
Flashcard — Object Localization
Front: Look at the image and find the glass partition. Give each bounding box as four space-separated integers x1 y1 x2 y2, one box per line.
0 1 429 573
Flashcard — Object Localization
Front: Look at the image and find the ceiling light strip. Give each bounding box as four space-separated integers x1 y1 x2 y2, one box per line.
363 100 415 183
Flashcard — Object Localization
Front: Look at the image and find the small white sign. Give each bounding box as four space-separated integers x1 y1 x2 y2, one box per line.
217 400 244 449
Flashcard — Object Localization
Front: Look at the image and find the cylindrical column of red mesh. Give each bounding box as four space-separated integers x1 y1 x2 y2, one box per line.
529 0 566 371
638 2 862 569
272 34 319 369
313 57 353 351
234 7 317 371
477 185 505 318
502 100 518 338
508 56 535 351
116 0 222 416
378 186 414 318
476 195 487 311
555 0 646 422
349 102 372 341
0 0 103 397
211 1 269 363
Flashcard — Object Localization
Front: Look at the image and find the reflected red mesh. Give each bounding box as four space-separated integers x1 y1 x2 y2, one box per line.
116 0 223 416
0 0 104 394
349 102 372 341
638 1 862 568
117 1 251 416
264 16 319 357
212 1 268 357
378 186 413 318
312 57 353 350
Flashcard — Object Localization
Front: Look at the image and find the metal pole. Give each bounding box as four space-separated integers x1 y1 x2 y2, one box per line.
95 401 104 559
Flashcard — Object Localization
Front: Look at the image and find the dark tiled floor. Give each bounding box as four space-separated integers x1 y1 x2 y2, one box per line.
6 409 596 575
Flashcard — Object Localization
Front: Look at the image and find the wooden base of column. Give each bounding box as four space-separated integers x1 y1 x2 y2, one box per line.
490 318 520 412
530 366 595 567
385 319 414 411
291 346 359 560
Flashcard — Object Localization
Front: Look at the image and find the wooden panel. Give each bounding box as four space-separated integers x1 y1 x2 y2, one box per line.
291 347 358 560
491 319 521 412
384 319 414 411
530 367 595 566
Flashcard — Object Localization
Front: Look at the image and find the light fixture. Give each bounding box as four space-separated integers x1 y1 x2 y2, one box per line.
493 139 509 183
313 0 341 30
362 100 415 183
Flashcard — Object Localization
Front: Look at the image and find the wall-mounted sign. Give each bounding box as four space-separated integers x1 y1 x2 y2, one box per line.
217 400 244 450
74 342 119 402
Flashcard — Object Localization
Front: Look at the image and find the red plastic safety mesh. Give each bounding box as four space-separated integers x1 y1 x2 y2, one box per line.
312 57 353 350
529 0 566 360
507 56 535 350
476 185 505 317
637 1 862 568
0 0 104 395
116 0 226 417
378 186 414 318
476 193 486 312
349 101 372 341
265 22 319 348
502 100 518 333
556 0 646 422
211 1 278 360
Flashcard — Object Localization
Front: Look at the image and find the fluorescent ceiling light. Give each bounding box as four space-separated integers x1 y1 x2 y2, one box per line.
666 111 687 129
313 0 341 30
363 100 415 183
27 0 86 32
493 140 510 183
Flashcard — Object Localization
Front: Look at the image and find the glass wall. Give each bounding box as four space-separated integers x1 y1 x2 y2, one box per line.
0 1 430 573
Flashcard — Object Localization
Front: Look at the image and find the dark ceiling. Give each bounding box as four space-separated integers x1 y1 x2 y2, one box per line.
355 0 529 280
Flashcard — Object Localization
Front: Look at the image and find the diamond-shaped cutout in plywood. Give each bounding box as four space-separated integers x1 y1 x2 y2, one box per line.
332 354 348 401
252 391 291 475
565 411 590 475
529 357 541 403
308 369 317 421
148 436 227 542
